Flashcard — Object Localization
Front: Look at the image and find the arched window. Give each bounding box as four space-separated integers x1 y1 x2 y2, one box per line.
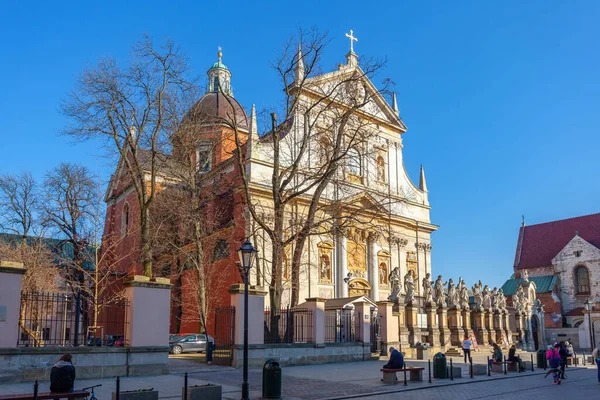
376 156 385 182
196 141 212 172
212 240 229 262
347 147 362 176
121 203 130 237
213 77 219 91
575 266 590 294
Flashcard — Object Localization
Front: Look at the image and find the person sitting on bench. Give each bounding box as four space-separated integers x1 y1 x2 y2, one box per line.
50 354 76 394
383 347 404 369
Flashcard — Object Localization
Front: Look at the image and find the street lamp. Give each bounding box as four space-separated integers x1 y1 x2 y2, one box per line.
584 299 594 352
238 239 257 400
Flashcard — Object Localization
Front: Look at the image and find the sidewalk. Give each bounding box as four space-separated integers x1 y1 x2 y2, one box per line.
0 357 593 400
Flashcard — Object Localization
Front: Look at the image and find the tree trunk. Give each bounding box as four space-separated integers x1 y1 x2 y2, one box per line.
194 221 207 333
141 205 153 277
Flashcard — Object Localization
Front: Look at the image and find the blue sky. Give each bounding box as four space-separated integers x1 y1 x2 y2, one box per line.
1 1 599 289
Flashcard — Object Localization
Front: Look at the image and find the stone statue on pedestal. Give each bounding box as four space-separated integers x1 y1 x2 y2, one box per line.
434 275 447 307
423 273 433 304
491 287 500 311
514 285 526 314
404 271 415 304
482 285 492 310
472 280 483 310
387 267 402 303
447 278 458 308
497 288 507 311
459 278 470 310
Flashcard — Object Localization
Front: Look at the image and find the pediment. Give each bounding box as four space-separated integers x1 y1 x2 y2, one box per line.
552 235 600 265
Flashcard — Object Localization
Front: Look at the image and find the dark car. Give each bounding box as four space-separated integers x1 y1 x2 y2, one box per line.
169 334 214 354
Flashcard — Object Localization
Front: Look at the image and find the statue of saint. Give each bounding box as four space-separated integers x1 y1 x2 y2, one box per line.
434 275 447 307
387 267 402 303
422 273 433 304
404 271 415 303
447 278 458 308
459 280 470 310
522 270 529 282
515 286 526 314
472 280 483 309
497 288 507 311
491 287 500 311
482 285 492 309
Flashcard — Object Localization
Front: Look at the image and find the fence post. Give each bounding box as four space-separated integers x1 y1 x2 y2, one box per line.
116 376 120 400
470 358 473 378
403 367 407 386
428 359 432 383
487 356 491 376
503 355 507 375
74 291 81 346
33 380 38 400
531 354 534 371
0 261 26 348
184 372 188 400
304 298 325 345
450 358 454 380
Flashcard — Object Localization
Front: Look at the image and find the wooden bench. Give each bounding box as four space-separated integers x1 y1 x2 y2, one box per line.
491 361 517 372
0 391 90 400
380 367 424 384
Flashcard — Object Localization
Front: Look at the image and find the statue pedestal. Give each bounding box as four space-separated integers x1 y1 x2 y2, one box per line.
448 307 462 346
395 302 410 351
461 308 473 340
437 306 451 348
425 303 440 347
502 311 512 344
472 309 488 347
405 303 418 346
493 311 504 344
484 309 494 345
515 312 527 347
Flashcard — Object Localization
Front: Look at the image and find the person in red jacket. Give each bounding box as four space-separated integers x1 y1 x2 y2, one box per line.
50 354 76 393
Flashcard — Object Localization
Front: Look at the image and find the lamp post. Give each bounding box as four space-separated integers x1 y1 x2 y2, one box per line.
238 239 257 400
584 299 594 352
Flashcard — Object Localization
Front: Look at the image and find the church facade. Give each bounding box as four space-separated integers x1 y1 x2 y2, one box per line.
101 36 437 334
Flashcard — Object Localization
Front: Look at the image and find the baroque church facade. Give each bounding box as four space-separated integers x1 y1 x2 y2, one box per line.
102 36 437 333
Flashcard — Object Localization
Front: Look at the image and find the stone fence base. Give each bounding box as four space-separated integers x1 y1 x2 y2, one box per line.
0 346 169 383
232 342 373 368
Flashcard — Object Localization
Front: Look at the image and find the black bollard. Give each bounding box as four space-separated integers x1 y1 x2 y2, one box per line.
428 359 432 383
583 352 586 366
470 358 473 379
33 380 38 400
487 356 491 376
184 372 188 400
116 376 120 400
504 356 507 375
531 354 534 371
403 367 407 386
450 358 454 381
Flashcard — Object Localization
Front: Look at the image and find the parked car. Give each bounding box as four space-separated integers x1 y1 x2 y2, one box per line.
169 334 214 354
104 335 125 346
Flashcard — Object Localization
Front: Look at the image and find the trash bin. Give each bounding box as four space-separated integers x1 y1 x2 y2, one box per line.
433 352 447 378
536 349 547 369
262 359 282 399
206 340 214 364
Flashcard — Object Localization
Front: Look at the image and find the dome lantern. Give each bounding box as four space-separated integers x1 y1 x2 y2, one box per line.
207 46 233 96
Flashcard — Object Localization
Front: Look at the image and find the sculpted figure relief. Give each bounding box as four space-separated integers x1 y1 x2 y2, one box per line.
404 271 415 303
387 267 402 303
447 278 458 308
472 280 483 310
434 275 447 307
422 273 434 304
482 285 492 309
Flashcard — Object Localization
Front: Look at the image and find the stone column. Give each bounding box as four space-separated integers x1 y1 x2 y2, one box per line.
472 309 488 348
124 276 173 347
484 309 494 345
0 261 26 348
448 307 462 346
369 235 379 302
502 310 512 344
339 234 348 298
304 298 325 345
461 308 472 341
437 305 451 348
493 310 503 344
405 301 418 346
229 283 267 346
425 303 440 347
377 301 399 354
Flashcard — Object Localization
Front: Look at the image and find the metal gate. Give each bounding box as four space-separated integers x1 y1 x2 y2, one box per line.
213 306 235 365
370 310 381 354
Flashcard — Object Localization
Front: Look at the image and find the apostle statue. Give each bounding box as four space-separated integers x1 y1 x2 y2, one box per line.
404 271 415 303
491 287 500 311
387 267 402 303
472 280 483 310
522 269 529 282
497 288 507 311
459 279 470 310
514 285 526 314
447 278 458 308
434 275 447 307
422 273 433 304
482 285 492 309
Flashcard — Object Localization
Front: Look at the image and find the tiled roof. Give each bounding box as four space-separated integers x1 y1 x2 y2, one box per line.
513 213 600 270
500 275 557 296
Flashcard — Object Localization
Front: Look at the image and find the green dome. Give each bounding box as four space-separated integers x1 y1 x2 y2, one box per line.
210 61 228 70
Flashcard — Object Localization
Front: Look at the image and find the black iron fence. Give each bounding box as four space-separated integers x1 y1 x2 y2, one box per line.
213 306 235 365
18 291 129 347
264 307 313 344
370 310 381 353
325 309 358 343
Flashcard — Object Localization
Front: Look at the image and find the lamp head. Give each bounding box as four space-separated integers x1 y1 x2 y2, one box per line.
237 239 257 271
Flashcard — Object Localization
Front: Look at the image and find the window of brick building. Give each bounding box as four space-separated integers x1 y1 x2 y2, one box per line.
574 266 590 294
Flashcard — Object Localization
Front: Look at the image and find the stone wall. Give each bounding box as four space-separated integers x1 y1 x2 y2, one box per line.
232 343 372 368
0 346 169 383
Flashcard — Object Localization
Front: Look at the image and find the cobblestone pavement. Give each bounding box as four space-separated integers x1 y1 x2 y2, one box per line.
0 357 597 400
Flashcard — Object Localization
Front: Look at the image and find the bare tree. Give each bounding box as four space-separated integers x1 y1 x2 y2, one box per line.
223 29 393 314
0 171 39 238
61 35 197 277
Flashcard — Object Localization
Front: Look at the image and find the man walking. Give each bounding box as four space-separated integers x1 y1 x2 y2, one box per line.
462 336 472 363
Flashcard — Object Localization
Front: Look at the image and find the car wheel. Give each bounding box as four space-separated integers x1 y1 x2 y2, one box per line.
172 346 183 355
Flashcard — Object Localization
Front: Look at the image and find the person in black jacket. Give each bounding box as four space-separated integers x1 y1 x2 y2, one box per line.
383 347 405 369
558 341 568 379
50 354 76 393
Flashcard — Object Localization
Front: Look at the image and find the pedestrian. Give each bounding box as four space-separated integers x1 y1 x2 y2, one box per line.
592 343 600 384
558 340 568 379
50 354 76 393
544 344 561 385
462 336 472 363
488 343 503 371
383 347 405 369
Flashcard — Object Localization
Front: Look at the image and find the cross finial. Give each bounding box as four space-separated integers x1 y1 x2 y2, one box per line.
345 29 358 53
